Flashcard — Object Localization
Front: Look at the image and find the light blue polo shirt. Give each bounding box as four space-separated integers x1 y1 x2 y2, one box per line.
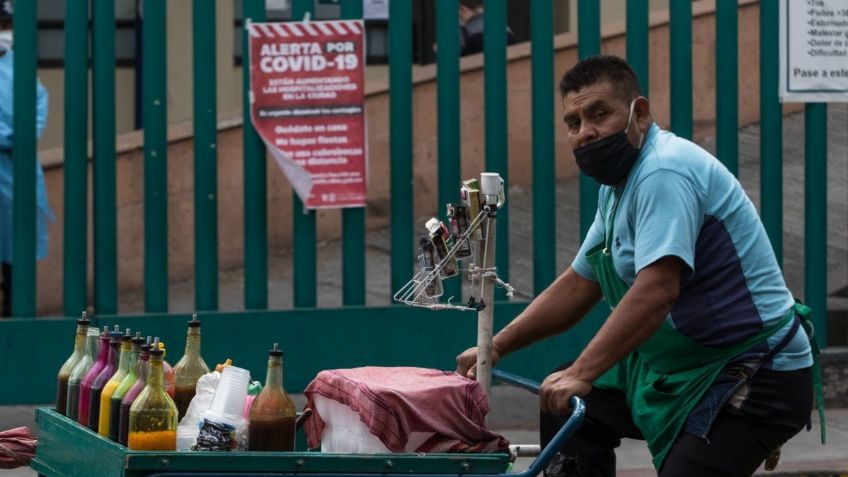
572 123 812 371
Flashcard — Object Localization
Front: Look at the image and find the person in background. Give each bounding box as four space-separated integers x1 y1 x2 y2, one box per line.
0 0 53 317
458 0 515 56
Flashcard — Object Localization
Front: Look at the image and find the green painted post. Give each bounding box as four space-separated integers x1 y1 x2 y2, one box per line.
389 0 413 299
626 0 649 94
11 1 37 317
760 0 782 265
341 0 366 306
290 0 317 308
669 0 693 140
578 0 600 239
63 0 89 316
436 0 461 302
805 104 828 348
92 0 117 314
531 0 555 296
243 1 268 309
716 0 738 177
193 1 218 311
143 0 168 313
484 0 509 300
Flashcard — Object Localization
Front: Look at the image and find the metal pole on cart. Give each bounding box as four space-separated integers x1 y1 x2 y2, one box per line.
476 172 502 411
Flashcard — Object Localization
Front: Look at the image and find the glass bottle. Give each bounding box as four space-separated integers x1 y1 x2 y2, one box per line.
119 337 152 446
55 312 90 415
67 326 100 422
78 326 110 426
109 332 144 440
173 314 210 420
128 338 178 451
158 341 176 398
248 343 296 451
99 329 133 435
87 325 123 430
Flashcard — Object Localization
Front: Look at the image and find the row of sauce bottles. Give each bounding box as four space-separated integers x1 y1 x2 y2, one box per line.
54 313 296 452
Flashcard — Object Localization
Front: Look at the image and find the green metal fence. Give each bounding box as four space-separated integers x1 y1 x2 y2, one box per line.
2 0 833 404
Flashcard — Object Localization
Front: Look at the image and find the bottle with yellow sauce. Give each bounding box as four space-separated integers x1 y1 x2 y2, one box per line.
98 329 134 436
128 338 178 451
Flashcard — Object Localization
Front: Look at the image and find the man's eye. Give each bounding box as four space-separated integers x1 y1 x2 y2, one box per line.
594 110 606 120
566 120 580 130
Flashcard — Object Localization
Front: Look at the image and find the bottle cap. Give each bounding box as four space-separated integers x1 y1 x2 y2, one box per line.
269 343 283 358
121 328 133 342
77 310 90 326
109 325 124 341
131 332 145 346
150 338 164 357
187 313 202 328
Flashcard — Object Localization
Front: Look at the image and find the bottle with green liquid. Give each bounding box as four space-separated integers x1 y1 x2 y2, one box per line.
128 338 178 451
108 332 145 440
66 325 100 422
55 312 90 415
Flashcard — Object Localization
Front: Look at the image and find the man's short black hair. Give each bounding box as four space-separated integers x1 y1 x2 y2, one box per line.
459 0 483 9
559 55 642 101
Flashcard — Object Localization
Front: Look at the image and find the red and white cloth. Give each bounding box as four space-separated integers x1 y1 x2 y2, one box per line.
0 427 36 469
303 367 509 453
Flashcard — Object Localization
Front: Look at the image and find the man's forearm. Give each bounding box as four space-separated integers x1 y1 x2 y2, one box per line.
493 267 601 357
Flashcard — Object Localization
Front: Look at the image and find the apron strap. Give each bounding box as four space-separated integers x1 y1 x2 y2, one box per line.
793 300 826 444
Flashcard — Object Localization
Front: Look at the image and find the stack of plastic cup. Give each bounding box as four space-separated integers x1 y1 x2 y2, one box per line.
207 366 251 423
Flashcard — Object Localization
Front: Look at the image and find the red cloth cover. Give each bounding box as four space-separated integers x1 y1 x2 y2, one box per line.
303 367 509 453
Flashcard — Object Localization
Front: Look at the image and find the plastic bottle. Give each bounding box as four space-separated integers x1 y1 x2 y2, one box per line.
173 314 210 420
119 337 152 446
55 312 90 415
66 326 100 422
107 332 145 440
99 329 134 435
87 325 124 430
78 326 110 426
248 344 296 451
128 338 178 451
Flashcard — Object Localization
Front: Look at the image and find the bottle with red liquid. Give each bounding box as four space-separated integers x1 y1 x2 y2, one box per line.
87 326 124 430
78 326 110 426
55 311 90 415
173 314 209 420
119 337 152 445
248 343 296 451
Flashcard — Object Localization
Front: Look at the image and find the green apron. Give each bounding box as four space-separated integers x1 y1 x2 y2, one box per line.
585 189 825 469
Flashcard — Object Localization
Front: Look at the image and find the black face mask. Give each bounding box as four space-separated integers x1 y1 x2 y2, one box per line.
573 99 644 186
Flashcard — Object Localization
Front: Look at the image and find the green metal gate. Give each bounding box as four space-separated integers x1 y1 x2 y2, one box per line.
1 0 833 404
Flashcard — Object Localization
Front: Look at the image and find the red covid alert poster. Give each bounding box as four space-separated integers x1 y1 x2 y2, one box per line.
248 20 367 209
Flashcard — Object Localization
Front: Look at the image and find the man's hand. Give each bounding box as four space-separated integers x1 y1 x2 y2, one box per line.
455 346 502 379
539 369 592 415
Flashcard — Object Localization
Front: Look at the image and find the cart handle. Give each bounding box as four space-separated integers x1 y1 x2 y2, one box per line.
491 369 585 477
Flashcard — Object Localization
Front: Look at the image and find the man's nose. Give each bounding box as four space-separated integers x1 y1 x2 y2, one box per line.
577 122 598 147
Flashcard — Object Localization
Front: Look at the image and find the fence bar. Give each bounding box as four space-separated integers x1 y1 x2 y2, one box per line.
142 0 168 313
62 0 89 316
341 0 366 306
577 0 600 239
484 0 509 300
626 0 649 94
389 0 414 299
92 0 117 314
243 0 268 309
193 1 218 311
669 0 692 139
436 0 461 302
530 0 555 295
290 0 317 308
10 1 37 317
805 104 828 347
759 0 783 265
716 0 738 176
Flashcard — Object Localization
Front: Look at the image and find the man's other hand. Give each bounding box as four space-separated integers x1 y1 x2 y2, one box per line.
455 346 502 379
540 369 592 415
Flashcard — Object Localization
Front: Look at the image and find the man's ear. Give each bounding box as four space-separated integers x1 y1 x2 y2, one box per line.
634 96 651 129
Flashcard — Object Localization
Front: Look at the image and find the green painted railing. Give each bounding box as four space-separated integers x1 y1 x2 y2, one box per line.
4 1 835 403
